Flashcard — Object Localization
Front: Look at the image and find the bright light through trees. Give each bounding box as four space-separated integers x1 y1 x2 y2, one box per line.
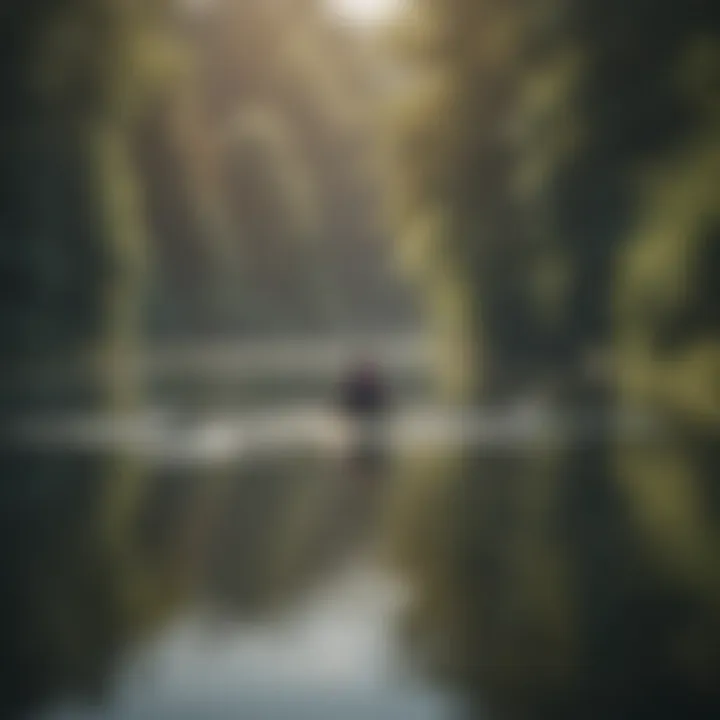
327 0 399 25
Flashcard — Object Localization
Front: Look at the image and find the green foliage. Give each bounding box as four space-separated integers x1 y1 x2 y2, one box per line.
388 0 720 717
0 2 153 714
140 0 416 338
0 3 417 715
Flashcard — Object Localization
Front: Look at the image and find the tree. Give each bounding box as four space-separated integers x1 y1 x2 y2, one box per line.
388 1 720 717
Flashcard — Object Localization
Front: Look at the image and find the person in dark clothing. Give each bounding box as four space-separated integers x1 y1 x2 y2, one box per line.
340 360 389 415
337 359 391 478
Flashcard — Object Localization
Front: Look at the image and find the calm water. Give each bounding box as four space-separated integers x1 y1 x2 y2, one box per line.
24 339 650 720
38 562 459 720
29 339 463 720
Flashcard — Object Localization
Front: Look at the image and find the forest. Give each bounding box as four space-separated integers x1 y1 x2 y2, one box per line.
0 1 718 719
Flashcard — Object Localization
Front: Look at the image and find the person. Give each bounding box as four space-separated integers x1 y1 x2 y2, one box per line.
337 358 391 479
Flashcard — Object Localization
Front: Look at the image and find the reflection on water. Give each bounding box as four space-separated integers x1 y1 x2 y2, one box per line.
43 564 458 720
25 341 460 720
19 344 669 720
36 552 459 720
14 339 678 720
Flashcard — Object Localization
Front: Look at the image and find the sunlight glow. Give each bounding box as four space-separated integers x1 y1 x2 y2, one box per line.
328 0 400 25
